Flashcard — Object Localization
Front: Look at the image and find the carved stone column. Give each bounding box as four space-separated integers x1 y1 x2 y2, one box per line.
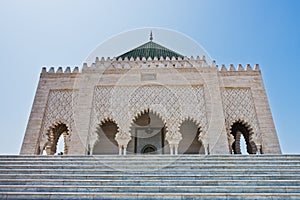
199 134 209 155
63 132 69 155
256 144 262 155
227 133 235 154
44 141 53 155
38 135 49 155
166 131 182 155
115 131 131 155
251 132 262 154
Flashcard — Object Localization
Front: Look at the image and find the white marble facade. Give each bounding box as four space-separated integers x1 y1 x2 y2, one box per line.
20 56 281 155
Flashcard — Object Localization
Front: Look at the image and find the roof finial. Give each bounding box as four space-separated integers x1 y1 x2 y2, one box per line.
150 31 153 41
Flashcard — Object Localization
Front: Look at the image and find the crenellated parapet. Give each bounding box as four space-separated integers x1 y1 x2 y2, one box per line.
81 55 210 72
39 58 261 75
218 63 260 72
41 66 80 74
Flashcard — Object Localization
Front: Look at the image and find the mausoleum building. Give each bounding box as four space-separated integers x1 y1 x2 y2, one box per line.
20 34 281 156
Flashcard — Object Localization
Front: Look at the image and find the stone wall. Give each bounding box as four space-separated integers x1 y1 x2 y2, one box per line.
20 58 281 155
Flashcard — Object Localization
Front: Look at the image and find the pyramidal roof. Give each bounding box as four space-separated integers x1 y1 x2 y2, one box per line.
117 32 184 60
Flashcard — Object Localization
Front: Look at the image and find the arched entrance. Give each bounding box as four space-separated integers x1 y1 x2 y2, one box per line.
141 144 157 154
230 121 257 154
179 120 205 154
92 119 119 155
44 122 69 155
128 110 167 154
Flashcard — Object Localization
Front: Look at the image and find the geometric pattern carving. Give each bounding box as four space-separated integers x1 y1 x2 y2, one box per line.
222 88 261 144
91 85 207 144
180 86 207 133
40 89 78 147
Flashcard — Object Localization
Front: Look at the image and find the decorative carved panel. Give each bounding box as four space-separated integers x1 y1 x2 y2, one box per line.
222 88 260 144
40 90 77 146
91 85 208 142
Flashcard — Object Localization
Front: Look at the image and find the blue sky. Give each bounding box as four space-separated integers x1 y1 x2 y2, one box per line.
0 0 299 154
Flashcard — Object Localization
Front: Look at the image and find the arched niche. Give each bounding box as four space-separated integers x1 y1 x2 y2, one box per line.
178 120 204 154
44 122 69 155
92 119 119 155
230 121 257 154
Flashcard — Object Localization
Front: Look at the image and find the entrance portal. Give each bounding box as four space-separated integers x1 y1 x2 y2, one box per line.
141 144 157 154
135 127 165 154
128 110 167 154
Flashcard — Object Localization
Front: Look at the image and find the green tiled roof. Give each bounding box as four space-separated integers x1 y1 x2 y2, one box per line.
117 41 184 60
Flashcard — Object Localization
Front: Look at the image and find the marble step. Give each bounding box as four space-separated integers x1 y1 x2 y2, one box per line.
1 161 299 166
1 173 299 180
1 155 299 161
1 155 299 199
1 179 300 186
1 164 299 171
0 168 298 175
1 192 300 200
1 185 300 193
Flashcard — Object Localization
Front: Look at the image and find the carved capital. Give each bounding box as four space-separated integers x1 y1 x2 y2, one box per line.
115 131 131 146
166 131 182 145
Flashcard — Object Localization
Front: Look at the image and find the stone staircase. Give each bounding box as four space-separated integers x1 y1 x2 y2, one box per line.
0 155 299 199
